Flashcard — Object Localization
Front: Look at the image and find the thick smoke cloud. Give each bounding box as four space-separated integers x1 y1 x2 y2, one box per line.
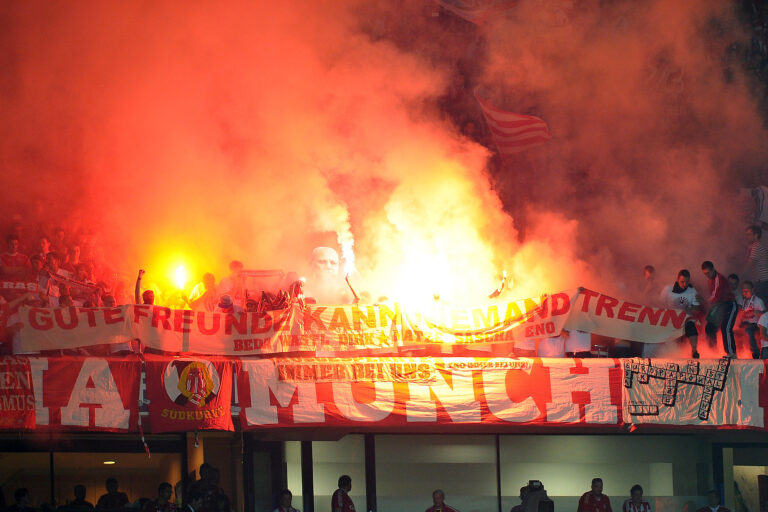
482 0 767 297
0 0 764 307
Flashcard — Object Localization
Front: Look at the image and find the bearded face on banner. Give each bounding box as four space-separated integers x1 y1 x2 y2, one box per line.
163 359 220 407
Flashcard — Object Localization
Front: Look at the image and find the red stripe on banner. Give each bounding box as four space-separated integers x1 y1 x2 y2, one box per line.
487 123 549 138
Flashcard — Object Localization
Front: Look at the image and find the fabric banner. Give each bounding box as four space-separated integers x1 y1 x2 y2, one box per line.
621 358 765 428
28 356 140 431
19 306 134 351
0 356 36 429
17 289 686 355
144 356 235 432
0 280 39 297
237 357 624 429
0 356 765 432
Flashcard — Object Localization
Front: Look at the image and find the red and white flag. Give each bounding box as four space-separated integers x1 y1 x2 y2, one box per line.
475 88 551 154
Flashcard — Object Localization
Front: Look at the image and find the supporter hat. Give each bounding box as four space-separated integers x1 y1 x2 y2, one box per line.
218 294 233 308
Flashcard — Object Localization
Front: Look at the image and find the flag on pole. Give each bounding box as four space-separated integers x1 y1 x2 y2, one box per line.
474 87 552 154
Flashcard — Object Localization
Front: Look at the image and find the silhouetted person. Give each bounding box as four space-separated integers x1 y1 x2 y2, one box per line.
135 270 154 305
696 490 730 512
183 491 203 512
273 490 299 512
65 485 94 512
7 488 35 512
143 483 177 512
96 478 128 512
187 463 220 512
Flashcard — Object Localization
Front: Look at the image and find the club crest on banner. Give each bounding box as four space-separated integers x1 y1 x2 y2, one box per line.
163 359 220 407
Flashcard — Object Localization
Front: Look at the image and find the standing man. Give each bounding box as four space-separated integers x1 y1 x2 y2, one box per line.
702 261 738 357
659 270 703 358
6 489 35 512
696 490 730 512
578 478 613 512
426 489 460 512
622 485 651 512
746 225 768 303
95 478 129 512
0 234 31 279
332 475 355 512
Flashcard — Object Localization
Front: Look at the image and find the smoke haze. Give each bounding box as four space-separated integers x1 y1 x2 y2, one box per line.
0 0 765 306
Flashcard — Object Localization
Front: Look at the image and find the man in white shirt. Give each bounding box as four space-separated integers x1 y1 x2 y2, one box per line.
738 281 766 359
659 269 703 358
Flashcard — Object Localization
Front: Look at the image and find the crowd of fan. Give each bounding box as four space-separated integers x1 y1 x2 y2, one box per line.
2 216 768 360
0 465 234 512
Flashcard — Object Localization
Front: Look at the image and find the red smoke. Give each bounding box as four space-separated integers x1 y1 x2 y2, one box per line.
0 0 764 309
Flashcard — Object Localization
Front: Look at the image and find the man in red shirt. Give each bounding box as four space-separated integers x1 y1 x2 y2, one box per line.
332 475 355 512
578 478 612 512
1 235 30 278
143 483 177 512
425 489 460 512
622 485 651 512
702 261 738 357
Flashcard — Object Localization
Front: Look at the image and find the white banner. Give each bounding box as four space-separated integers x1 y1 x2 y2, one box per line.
622 358 765 428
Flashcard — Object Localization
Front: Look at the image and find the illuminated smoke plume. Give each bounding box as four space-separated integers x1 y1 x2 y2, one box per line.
480 0 767 299
0 0 764 307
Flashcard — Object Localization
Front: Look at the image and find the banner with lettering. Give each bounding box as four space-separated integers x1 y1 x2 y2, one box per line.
144 355 235 432
0 356 765 432
0 281 39 300
17 289 687 355
237 357 624 429
0 356 35 429
28 356 140 431
622 358 765 428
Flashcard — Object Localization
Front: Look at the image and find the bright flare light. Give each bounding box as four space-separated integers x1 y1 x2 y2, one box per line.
172 264 189 290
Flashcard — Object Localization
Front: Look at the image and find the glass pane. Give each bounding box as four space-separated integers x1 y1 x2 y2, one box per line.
53 453 183 509
285 442 303 506
500 435 709 512
376 435 497 512
0 452 51 509
313 435 365 512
